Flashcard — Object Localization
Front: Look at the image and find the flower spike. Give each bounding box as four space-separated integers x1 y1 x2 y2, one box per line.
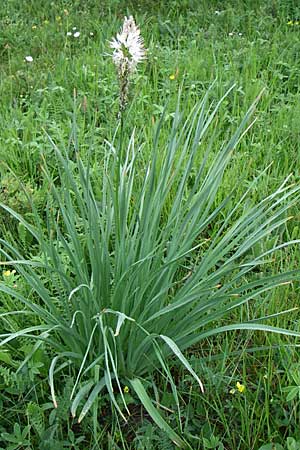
110 16 146 115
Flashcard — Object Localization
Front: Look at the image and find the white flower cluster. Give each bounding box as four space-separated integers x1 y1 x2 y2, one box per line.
110 15 146 76
109 16 146 115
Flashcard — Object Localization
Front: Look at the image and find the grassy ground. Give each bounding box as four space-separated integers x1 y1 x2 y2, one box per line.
1 0 300 449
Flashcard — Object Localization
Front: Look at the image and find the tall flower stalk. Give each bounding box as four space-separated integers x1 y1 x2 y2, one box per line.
110 16 146 117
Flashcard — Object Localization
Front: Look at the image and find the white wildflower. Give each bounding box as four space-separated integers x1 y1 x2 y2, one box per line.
73 31 80 38
66 31 72 36
110 15 146 75
109 16 146 115
25 55 33 62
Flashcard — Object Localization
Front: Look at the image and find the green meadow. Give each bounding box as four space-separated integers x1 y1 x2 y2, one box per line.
1 1 300 448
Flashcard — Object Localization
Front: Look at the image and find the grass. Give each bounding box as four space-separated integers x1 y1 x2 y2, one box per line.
1 0 300 449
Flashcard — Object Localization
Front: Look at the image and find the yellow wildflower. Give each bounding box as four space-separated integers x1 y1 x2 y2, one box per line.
32 25 37 30
169 68 179 80
3 269 16 277
236 382 246 393
287 20 293 25
124 386 129 393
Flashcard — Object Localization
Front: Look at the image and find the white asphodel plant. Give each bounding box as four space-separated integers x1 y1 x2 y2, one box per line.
110 16 146 115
